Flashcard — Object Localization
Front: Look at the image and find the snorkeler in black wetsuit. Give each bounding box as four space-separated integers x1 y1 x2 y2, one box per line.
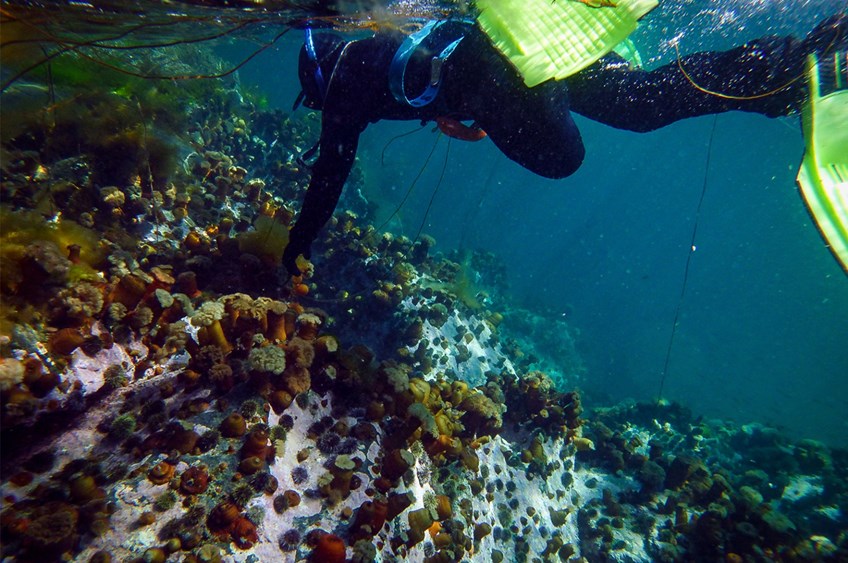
282 14 847 276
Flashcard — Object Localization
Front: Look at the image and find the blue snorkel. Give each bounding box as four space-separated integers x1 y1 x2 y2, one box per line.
293 25 343 111
295 25 345 164
304 27 328 102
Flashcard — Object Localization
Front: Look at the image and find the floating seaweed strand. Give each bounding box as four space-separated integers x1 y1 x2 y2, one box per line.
0 8 291 92
0 0 465 93
0 10 229 91
65 26 292 82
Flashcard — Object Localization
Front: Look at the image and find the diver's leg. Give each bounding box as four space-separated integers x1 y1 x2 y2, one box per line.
447 28 585 179
474 79 586 179
567 13 847 131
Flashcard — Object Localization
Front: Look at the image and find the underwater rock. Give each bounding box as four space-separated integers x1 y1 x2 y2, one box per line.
1 33 845 563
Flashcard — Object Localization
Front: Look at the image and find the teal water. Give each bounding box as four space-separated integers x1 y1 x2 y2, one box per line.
358 110 848 446
230 1 848 447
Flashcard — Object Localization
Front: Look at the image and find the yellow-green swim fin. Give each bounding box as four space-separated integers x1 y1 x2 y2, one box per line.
476 0 658 87
796 52 848 273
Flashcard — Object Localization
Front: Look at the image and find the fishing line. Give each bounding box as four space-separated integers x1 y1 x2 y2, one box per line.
413 136 452 243
375 131 442 233
381 124 427 166
675 42 803 100
459 154 500 250
656 114 718 402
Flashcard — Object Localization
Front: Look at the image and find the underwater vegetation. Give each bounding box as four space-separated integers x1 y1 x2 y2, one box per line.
1 7 847 563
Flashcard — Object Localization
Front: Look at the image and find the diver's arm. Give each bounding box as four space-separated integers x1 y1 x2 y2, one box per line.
567 14 846 131
284 114 362 275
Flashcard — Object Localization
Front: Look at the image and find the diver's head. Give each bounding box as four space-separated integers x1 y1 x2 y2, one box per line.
296 31 346 111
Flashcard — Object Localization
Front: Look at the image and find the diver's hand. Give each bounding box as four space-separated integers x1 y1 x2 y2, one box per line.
802 13 847 57
283 234 311 277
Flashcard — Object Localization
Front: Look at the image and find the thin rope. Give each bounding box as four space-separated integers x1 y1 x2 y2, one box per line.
413 136 452 243
657 114 719 403
376 132 442 233
675 42 802 100
381 124 427 166
674 20 844 101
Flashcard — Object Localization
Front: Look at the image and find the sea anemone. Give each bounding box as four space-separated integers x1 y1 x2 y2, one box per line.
147 461 176 485
193 345 226 371
231 517 258 549
179 466 210 495
269 389 293 414
238 456 264 475
208 363 235 390
381 448 414 482
53 281 104 320
191 301 231 353
48 327 86 356
23 502 79 556
241 425 271 459
0 358 25 391
286 337 315 369
248 345 286 375
220 413 247 438
295 313 321 340
350 499 388 541
282 366 311 396
459 391 503 437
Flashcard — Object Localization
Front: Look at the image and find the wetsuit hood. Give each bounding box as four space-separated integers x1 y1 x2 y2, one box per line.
297 32 346 110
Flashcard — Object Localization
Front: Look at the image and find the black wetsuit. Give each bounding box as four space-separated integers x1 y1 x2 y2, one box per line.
283 15 846 275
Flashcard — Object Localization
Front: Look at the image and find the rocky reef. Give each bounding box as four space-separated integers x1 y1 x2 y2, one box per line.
1 24 846 563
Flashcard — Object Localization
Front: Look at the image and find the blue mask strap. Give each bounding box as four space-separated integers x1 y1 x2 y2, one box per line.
389 20 466 108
